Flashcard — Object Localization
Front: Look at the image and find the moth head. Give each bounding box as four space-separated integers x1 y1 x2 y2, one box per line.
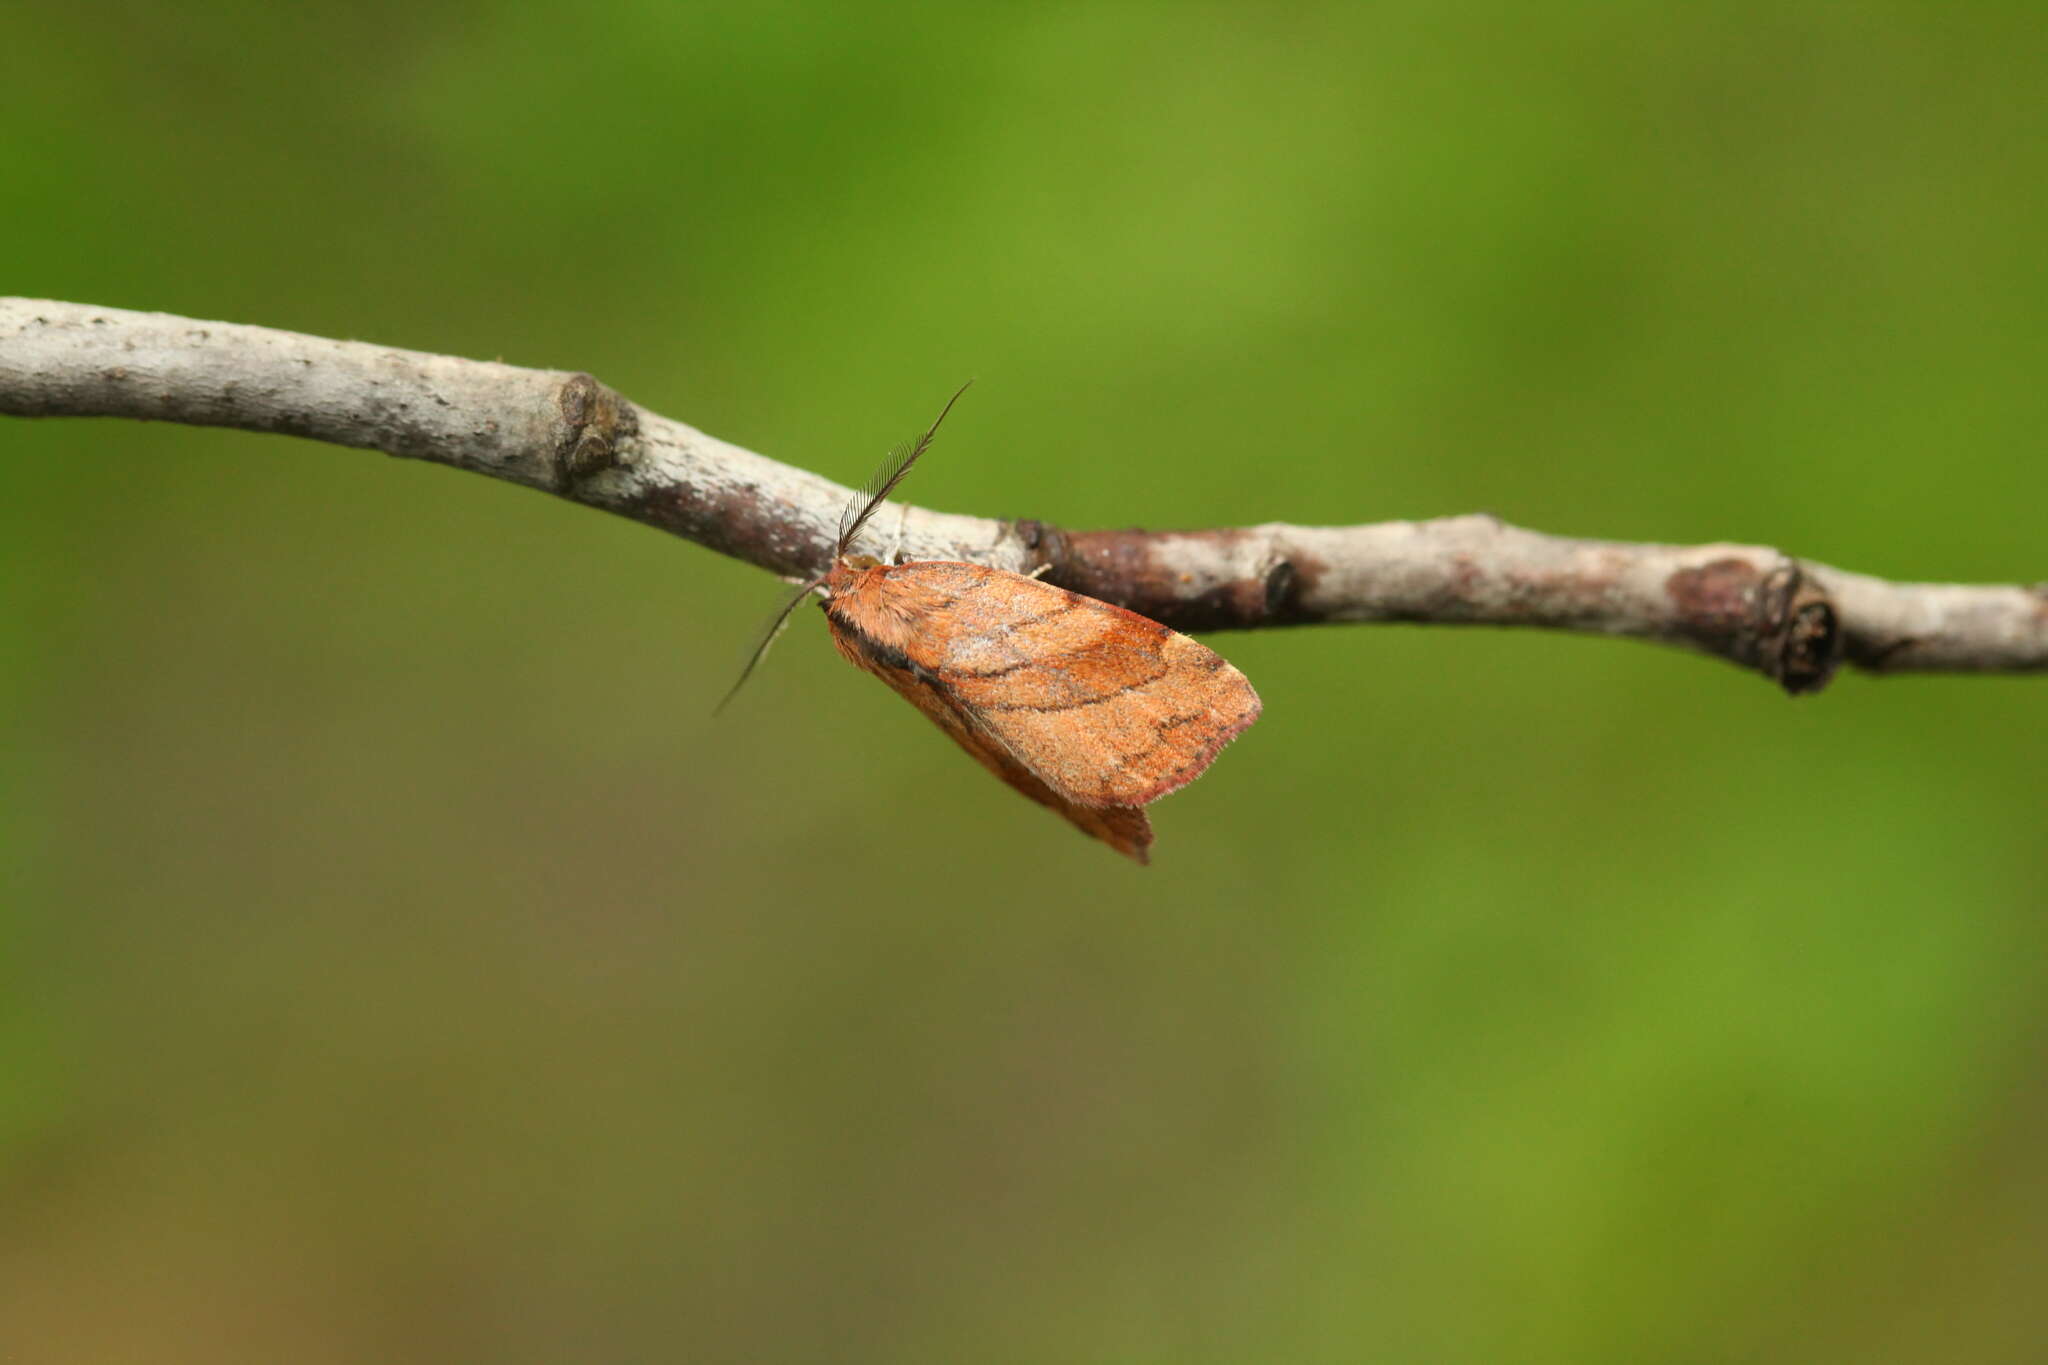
718 382 970 715
823 551 881 601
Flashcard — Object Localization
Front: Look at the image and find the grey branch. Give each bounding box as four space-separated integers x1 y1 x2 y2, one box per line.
4 298 2043 695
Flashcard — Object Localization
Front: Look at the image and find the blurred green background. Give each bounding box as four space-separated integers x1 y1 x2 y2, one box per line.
5 2 2045 1361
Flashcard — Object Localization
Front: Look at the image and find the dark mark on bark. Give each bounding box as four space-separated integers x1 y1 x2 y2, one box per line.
1263 560 1299 616
1035 528 1327 631
1666 558 1762 648
625 478 832 581
1848 636 1924 670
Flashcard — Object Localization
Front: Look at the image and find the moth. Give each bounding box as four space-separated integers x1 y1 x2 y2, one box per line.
722 385 1260 863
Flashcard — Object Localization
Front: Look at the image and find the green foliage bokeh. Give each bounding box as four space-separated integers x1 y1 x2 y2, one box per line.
4 3 2045 1361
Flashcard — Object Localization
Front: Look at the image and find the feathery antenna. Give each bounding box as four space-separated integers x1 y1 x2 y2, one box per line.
835 379 973 558
713 572 828 715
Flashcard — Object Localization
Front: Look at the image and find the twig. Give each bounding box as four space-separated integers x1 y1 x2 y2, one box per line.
4 298 2042 695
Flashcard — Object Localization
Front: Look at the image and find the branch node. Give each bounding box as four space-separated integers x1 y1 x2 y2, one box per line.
1665 557 1840 695
552 373 635 489
1757 562 1841 696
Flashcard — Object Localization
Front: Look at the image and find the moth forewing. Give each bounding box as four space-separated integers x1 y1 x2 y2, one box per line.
822 560 1261 860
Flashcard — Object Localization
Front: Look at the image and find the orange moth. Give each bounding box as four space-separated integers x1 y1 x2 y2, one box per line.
722 385 1260 863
